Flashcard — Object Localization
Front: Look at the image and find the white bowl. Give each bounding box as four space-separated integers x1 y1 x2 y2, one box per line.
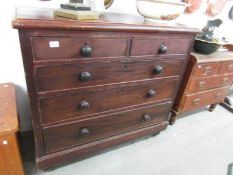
137 0 189 21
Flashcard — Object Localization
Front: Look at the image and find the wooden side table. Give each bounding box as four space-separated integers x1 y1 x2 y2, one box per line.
170 50 233 124
0 83 25 175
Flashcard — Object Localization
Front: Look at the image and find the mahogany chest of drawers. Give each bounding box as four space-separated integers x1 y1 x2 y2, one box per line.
13 9 198 169
171 51 233 124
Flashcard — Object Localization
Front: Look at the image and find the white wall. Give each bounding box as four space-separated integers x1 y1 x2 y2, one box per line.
0 0 232 132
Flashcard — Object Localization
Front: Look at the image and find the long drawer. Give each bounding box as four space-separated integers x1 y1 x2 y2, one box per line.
31 37 128 60
186 73 233 93
180 86 230 112
39 77 179 124
191 62 220 77
43 101 172 153
35 58 185 92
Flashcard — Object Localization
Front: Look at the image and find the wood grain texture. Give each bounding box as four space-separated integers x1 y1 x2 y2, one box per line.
172 51 233 121
191 51 233 63
39 77 178 124
0 83 18 135
13 9 198 169
12 9 200 34
180 86 229 112
35 58 184 93
18 30 46 157
219 60 233 74
43 101 172 153
0 83 25 175
130 36 191 56
224 44 233 52
31 36 128 60
0 134 25 175
186 73 233 93
37 122 168 169
191 62 221 77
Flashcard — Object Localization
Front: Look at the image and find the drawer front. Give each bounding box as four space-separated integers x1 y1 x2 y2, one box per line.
40 78 178 124
36 58 185 92
43 101 172 153
192 63 220 77
219 61 233 74
186 74 233 93
181 86 229 112
31 37 128 60
130 36 191 56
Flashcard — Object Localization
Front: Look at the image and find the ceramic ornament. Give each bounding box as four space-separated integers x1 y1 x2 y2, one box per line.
229 6 233 20
206 0 227 16
183 0 203 13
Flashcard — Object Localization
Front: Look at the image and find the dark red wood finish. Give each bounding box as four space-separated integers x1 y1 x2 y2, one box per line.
31 36 128 60
219 60 233 74
13 8 199 169
180 86 229 112
171 51 233 124
43 101 172 153
186 73 233 93
191 62 220 77
35 58 184 92
130 36 191 56
38 122 168 169
39 77 178 124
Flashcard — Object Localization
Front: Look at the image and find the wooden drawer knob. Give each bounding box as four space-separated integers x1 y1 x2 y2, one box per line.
79 72 92 82
142 114 151 122
80 128 90 136
79 100 90 110
222 77 229 84
147 90 156 97
198 81 206 89
80 44 92 57
153 65 163 75
203 66 212 75
159 43 168 54
228 64 233 71
193 98 200 105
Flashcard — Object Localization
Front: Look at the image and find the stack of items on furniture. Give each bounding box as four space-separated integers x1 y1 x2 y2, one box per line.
54 0 100 20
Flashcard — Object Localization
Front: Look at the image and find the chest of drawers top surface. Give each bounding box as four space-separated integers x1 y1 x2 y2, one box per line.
12 8 199 33
0 83 18 135
192 51 233 63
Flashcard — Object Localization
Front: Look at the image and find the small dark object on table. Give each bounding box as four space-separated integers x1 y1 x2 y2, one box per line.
193 19 223 55
61 4 91 11
70 0 83 3
193 39 221 55
229 6 233 20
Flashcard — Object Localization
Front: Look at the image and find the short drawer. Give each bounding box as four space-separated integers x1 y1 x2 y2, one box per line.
186 74 233 93
180 86 229 112
130 36 192 56
36 58 185 92
192 63 220 77
219 61 233 74
39 77 178 124
43 101 172 153
31 37 128 60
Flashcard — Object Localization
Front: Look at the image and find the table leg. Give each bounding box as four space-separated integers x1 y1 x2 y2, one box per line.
220 97 233 113
169 110 178 125
209 104 217 112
